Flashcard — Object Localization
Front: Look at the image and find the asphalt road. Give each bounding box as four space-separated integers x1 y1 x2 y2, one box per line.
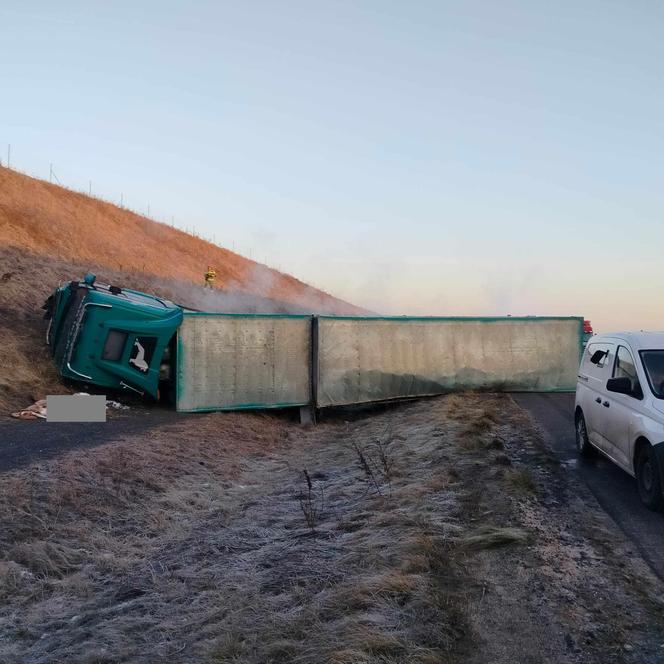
0 409 184 473
514 392 664 581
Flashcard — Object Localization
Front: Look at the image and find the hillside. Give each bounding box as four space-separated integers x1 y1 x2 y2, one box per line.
0 166 364 413
0 166 362 314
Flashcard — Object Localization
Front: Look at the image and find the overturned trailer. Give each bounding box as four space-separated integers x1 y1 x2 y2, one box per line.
45 275 586 412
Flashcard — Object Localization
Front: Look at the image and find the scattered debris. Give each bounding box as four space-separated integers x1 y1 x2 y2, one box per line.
10 399 47 420
106 400 129 411
9 395 129 420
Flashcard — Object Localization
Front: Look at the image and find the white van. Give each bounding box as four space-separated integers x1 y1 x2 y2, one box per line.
575 332 664 510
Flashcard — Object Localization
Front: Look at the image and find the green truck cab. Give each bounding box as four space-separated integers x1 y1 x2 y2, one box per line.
44 273 183 398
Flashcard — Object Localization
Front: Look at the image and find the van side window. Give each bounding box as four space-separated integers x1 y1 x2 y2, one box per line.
613 346 643 399
584 343 612 374
587 343 609 367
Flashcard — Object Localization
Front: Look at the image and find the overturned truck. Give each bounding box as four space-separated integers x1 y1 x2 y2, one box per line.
45 274 587 412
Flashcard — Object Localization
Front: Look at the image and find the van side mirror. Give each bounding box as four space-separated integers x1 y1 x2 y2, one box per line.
590 350 607 365
606 377 632 395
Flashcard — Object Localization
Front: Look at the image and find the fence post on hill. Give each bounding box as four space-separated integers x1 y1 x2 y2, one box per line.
6 144 10 168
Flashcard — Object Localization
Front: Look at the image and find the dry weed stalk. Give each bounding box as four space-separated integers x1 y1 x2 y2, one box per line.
350 433 395 498
298 469 324 532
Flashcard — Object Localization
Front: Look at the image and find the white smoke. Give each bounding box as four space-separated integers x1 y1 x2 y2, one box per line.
138 266 330 315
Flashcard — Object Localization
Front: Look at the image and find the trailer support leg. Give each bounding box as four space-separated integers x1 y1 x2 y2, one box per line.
299 405 316 425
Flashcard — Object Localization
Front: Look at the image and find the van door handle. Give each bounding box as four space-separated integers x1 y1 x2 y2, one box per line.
595 397 602 404
603 401 610 408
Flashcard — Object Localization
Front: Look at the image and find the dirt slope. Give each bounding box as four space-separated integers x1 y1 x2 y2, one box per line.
0 166 363 314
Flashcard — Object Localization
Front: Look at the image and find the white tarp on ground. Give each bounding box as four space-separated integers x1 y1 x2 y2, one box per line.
176 314 312 412
315 317 583 408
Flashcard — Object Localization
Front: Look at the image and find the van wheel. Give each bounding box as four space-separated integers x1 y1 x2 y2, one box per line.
636 445 664 511
575 412 594 457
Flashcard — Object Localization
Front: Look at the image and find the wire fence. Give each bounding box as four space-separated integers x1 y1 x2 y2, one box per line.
0 142 301 279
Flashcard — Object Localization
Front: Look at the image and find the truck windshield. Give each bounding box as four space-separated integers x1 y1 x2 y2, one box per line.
640 350 664 399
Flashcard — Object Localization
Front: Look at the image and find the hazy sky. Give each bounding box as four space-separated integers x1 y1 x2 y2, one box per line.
2 1 663 330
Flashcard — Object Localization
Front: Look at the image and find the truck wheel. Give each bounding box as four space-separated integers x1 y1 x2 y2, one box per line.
575 411 594 458
636 445 664 511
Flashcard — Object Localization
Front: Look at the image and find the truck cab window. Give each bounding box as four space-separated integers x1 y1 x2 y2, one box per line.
102 330 128 361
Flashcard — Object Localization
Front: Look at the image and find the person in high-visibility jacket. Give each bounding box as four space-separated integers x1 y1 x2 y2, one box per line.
204 266 216 288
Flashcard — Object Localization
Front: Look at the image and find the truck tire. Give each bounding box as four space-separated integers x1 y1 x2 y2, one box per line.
575 411 594 458
636 444 664 511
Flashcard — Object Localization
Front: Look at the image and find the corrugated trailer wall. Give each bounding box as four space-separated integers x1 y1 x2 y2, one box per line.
176 313 312 412
315 317 584 408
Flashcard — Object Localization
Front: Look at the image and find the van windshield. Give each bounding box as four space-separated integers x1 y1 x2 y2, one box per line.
640 350 664 399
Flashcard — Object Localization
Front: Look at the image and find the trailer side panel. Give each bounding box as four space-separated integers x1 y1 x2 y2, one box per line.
315 317 583 407
176 314 312 412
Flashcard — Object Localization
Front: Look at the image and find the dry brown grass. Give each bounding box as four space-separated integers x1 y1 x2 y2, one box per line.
504 467 538 495
0 396 498 663
0 321 62 412
2 393 659 663
459 525 531 550
0 165 363 313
